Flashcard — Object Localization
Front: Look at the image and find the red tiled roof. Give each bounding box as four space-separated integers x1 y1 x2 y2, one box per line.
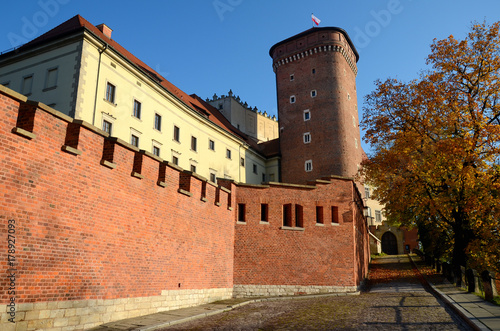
18 15 243 137
17 14 281 159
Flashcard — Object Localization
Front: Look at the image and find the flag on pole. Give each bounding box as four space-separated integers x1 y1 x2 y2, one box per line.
311 14 321 26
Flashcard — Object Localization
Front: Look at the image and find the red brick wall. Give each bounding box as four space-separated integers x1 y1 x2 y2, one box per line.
233 179 369 287
0 90 235 303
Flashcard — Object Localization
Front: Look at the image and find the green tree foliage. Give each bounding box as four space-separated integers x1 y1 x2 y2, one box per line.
361 21 500 277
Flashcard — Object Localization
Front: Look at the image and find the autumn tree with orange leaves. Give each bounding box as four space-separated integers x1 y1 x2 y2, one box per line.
361 21 500 281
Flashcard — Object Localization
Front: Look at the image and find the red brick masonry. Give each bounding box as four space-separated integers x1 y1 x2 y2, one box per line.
0 86 369 307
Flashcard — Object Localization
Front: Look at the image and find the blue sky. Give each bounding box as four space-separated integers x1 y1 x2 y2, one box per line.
1 1 500 153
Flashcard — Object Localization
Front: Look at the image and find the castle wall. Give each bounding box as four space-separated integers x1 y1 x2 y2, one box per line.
0 86 235 329
232 178 369 297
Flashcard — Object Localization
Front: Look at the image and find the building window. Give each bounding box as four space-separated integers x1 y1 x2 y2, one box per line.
305 160 313 172
44 67 58 89
226 148 231 159
210 172 217 183
311 90 317 98
312 68 316 74
154 113 162 131
304 109 310 121
290 74 294 81
332 206 339 224
262 173 266 182
209 139 215 151
316 206 324 224
283 204 292 227
375 210 382 223
240 157 245 167
238 204 246 223
133 100 141 119
303 132 311 144
102 120 112 134
191 136 197 152
131 134 139 147
106 82 115 103
365 187 370 199
173 125 180 142
190 164 196 173
290 95 295 104
261 204 269 222
172 155 179 165
269 173 275 181
295 204 303 228
21 75 33 95
153 146 160 157
253 163 257 174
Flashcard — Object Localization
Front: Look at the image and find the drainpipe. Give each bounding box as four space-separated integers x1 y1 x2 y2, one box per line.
92 43 108 126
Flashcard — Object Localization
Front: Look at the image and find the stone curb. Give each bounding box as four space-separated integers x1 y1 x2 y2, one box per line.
135 291 360 330
409 255 490 331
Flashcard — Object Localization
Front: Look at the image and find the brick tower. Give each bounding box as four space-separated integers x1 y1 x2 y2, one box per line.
270 27 362 184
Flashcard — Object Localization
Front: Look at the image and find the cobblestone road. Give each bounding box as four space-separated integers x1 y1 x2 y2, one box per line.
160 256 471 330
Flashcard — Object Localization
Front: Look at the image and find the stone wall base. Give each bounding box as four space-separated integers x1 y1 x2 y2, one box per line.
233 284 359 298
0 288 232 331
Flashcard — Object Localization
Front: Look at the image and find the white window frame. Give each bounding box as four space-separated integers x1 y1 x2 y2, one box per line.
303 132 311 144
303 109 311 121
310 90 317 98
290 95 296 104
305 160 313 172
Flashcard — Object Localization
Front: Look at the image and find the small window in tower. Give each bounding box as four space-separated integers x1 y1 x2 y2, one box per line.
347 93 351 100
240 157 245 167
209 139 215 151
305 160 313 172
304 110 311 121
172 155 179 165
290 74 294 81
153 146 160 157
312 68 316 74
190 164 196 173
226 148 232 159
303 132 311 144
253 163 258 174
311 90 317 98
290 95 295 104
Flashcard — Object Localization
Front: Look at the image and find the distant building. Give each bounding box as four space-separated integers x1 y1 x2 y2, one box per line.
207 90 279 143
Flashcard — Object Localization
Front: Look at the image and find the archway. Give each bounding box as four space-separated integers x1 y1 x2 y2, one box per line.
381 231 398 255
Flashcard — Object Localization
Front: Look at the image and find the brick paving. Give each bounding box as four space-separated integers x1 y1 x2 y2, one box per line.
152 255 471 330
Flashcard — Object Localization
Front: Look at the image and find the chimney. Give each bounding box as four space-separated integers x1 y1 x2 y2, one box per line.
96 23 113 39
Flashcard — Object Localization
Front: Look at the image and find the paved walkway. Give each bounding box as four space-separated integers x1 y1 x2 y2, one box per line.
91 256 500 331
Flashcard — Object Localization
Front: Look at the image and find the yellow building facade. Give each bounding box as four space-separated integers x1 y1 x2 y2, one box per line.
0 16 279 185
